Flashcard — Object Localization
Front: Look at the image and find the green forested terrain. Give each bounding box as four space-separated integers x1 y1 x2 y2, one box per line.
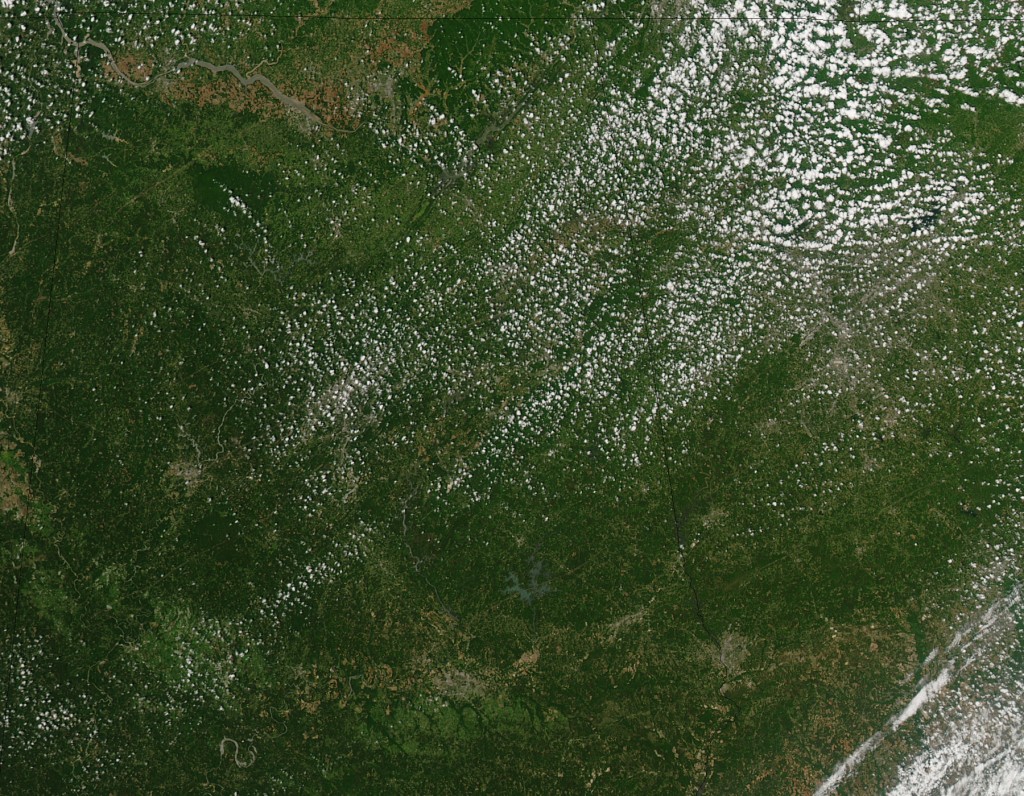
3 1 1024 793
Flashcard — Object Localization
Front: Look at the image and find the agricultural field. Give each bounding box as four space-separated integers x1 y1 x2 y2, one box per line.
2 0 1024 792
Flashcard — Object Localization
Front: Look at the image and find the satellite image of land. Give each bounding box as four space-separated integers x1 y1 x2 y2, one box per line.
2 0 1024 793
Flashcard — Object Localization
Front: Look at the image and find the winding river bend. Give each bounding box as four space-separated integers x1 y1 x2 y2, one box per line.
54 12 324 126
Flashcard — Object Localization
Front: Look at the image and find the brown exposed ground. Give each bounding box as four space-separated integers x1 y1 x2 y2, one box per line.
165 72 277 119
0 441 34 520
87 0 473 132
103 53 153 82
